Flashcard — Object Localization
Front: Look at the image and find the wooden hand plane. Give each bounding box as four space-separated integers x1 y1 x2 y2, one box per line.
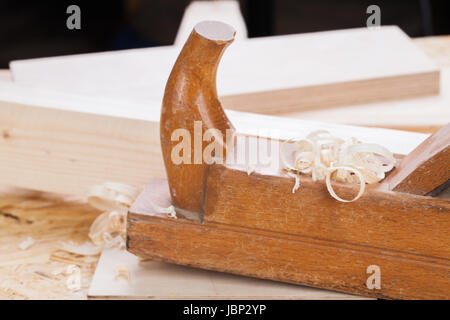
127 21 450 299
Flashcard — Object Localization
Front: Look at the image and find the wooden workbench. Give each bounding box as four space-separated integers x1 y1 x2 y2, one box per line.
0 36 448 300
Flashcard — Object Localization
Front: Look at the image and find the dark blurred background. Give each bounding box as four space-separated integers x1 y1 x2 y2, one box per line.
0 0 449 68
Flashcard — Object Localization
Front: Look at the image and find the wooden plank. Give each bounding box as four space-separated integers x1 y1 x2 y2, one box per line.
284 67 450 128
9 26 439 114
284 37 450 128
88 248 362 299
0 188 100 299
0 91 163 196
0 84 428 196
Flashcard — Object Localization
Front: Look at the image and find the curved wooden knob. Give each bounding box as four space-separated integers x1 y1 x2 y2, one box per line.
160 21 236 212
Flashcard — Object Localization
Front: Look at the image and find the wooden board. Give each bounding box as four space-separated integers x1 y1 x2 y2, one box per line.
280 36 450 130
286 68 450 128
9 26 439 114
88 248 363 299
0 84 429 196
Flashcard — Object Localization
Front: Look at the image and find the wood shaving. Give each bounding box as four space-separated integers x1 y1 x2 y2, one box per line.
85 182 178 257
281 130 395 202
287 172 300 193
86 182 142 251
18 237 35 250
103 234 126 249
50 250 98 270
87 182 141 214
88 210 127 248
114 264 130 281
167 209 177 219
59 241 102 256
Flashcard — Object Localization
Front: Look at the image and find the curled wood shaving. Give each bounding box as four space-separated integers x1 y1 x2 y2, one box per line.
281 130 395 202
68 182 177 257
88 210 127 248
87 182 140 214
84 183 142 252
167 209 177 219
18 237 35 250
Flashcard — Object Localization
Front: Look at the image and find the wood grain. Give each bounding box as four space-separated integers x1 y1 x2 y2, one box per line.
127 179 450 300
204 165 450 260
0 188 101 299
386 123 450 195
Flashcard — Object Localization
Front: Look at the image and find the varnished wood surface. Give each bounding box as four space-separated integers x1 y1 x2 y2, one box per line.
160 22 235 212
204 164 450 260
127 179 450 300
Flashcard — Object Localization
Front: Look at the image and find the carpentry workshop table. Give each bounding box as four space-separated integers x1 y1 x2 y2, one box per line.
0 36 448 300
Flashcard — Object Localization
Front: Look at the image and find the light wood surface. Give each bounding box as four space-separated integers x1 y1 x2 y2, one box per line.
9 26 439 114
283 36 450 129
